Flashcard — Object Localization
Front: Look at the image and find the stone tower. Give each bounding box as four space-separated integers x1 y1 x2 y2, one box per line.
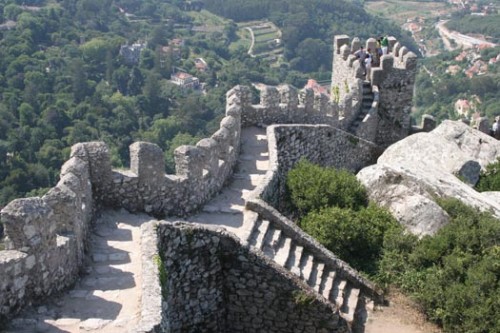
331 35 418 148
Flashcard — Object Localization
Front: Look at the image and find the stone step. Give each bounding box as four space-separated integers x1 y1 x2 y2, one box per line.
253 219 270 250
286 244 303 276
321 270 336 300
243 210 260 244
91 252 130 264
269 228 282 250
299 252 314 282
341 286 361 322
262 227 280 257
333 280 347 309
312 262 325 292
80 275 134 290
274 237 292 267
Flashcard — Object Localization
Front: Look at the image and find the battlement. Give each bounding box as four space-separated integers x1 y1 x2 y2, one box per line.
332 35 418 147
240 84 339 127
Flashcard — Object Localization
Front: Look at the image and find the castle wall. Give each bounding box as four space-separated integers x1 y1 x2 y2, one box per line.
372 50 418 147
0 51 409 324
259 124 381 209
331 35 418 147
241 85 339 128
155 222 349 333
0 151 94 323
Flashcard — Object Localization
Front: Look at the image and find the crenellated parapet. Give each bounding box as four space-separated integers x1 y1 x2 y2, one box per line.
240 84 339 127
331 35 418 147
0 147 94 321
0 86 249 323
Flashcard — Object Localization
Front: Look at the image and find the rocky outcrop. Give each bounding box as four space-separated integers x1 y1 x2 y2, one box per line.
357 120 500 236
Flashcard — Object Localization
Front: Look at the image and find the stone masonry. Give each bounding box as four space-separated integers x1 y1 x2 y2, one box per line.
155 222 350 333
0 35 422 331
331 35 418 147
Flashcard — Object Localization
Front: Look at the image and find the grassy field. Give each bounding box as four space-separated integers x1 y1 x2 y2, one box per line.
229 28 252 52
365 0 449 25
187 9 229 26
229 20 284 65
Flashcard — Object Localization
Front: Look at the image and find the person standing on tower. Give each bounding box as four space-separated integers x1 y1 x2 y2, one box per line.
381 35 389 55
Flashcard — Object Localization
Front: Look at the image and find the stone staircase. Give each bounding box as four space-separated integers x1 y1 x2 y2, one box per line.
245 213 373 330
348 81 373 134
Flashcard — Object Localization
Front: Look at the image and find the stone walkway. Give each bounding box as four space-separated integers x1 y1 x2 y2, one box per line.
7 210 156 333
186 126 269 239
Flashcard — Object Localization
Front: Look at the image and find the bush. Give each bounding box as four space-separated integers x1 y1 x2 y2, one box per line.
476 157 500 192
379 198 500 333
287 159 368 216
301 204 400 274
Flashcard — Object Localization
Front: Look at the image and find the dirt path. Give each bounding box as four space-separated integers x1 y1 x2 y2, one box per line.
366 290 442 333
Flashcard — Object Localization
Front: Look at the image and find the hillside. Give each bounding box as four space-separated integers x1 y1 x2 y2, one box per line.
203 0 419 71
0 0 421 208
413 46 500 123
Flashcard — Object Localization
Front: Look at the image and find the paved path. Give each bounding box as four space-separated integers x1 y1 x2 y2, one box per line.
186 126 269 239
7 210 156 333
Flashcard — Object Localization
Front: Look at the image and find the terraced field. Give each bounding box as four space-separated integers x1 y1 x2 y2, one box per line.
235 21 285 66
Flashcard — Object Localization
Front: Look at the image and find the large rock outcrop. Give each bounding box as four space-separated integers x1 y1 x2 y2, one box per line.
357 120 500 236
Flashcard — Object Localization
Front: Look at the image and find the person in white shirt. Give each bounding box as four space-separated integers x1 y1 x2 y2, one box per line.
364 52 372 80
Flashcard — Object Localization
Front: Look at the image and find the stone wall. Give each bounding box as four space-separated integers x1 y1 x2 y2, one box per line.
0 147 94 324
156 222 350 333
81 86 246 218
259 124 381 209
241 84 339 129
331 35 418 147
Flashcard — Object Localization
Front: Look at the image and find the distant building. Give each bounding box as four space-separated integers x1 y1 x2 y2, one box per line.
194 58 209 72
455 97 481 119
171 72 200 89
160 38 185 60
304 79 328 96
120 42 146 65
455 51 467 62
465 60 488 78
446 65 462 75
455 99 473 118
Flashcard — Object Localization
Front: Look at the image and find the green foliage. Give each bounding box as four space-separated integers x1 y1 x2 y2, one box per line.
446 15 500 44
301 204 400 273
287 159 368 216
379 198 500 333
287 160 398 273
292 290 316 307
476 157 500 192
153 253 168 298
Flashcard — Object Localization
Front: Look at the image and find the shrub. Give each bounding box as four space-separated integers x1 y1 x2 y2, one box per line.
287 159 368 216
301 204 400 274
476 157 500 192
379 198 500 333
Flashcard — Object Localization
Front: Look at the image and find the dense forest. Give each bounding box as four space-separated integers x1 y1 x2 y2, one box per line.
0 0 414 208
